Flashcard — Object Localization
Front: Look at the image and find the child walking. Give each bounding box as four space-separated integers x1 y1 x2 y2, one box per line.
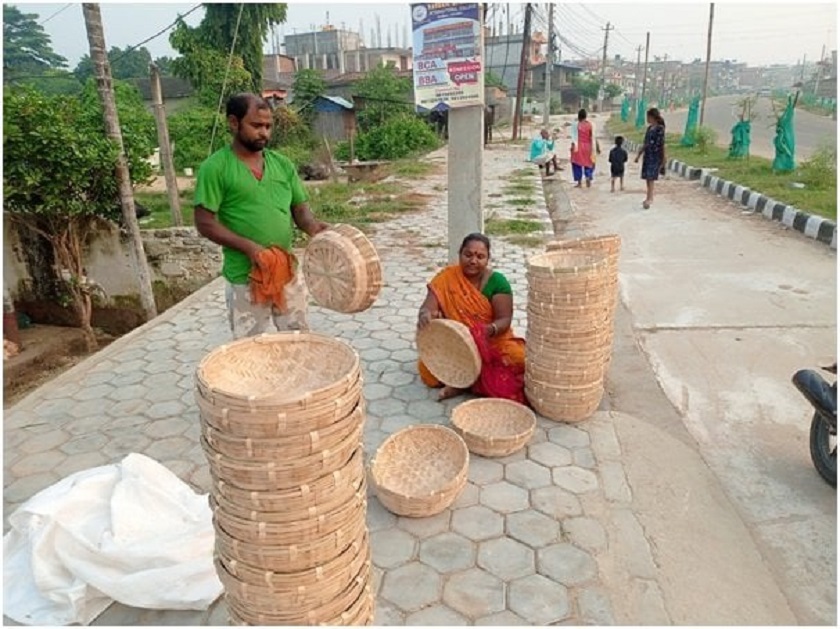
609 136 629 192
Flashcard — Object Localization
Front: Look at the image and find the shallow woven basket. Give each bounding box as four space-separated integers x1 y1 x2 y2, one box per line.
416 319 481 389
450 398 536 458
525 380 604 423
527 250 609 279
201 424 362 491
201 401 364 461
210 447 365 515
370 425 469 517
304 228 372 314
195 332 360 409
331 223 383 310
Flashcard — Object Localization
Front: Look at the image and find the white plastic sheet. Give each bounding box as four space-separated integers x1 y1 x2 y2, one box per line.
3 453 223 625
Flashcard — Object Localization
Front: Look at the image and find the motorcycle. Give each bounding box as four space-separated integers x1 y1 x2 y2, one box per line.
792 363 837 487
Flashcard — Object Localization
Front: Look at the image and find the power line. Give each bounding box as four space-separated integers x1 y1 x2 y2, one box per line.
40 3 73 25
108 4 203 68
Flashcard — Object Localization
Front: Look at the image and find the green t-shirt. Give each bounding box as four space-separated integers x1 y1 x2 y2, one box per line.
194 146 308 284
482 271 512 299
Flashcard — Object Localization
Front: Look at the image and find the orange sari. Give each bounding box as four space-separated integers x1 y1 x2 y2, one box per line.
419 265 526 402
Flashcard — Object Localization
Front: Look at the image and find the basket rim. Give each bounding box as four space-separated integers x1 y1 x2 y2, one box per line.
370 424 469 499
450 398 536 442
195 331 361 406
416 319 481 389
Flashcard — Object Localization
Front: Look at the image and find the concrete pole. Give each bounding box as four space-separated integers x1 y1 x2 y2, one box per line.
512 3 532 140
814 44 825 96
700 3 714 126
599 22 613 112
543 2 553 127
634 44 643 103
661 53 668 105
641 32 650 103
149 63 182 227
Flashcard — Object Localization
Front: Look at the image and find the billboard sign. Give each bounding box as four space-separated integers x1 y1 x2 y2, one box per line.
411 3 484 109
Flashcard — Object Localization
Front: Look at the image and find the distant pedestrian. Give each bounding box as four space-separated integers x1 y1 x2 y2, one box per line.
608 136 628 192
529 128 559 177
570 109 600 188
635 107 666 209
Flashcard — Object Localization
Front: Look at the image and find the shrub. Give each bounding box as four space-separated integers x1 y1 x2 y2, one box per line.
799 146 837 189
691 126 718 155
347 114 440 161
168 106 227 172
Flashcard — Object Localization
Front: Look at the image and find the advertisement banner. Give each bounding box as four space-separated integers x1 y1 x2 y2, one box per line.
410 3 485 109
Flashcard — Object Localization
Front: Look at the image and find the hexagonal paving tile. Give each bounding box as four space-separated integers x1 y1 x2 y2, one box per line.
381 561 442 612
479 481 530 514
143 436 193 461
552 466 599 494
379 370 416 387
530 486 583 519
477 611 530 625
562 517 608 551
59 433 110 456
106 384 151 403
548 425 590 448
468 457 504 485
18 430 70 455
506 510 562 548
508 574 571 624
72 383 116 402
4 472 59 503
406 604 468 626
528 442 573 468
451 505 504 541
372 527 417 569
103 434 153 460
379 414 418 435
577 585 616 625
419 531 476 573
406 399 445 421
505 459 552 489
573 448 597 469
144 418 192 439
367 497 398 532
397 510 450 538
364 383 394 401
477 537 535 580
451 482 480 508
443 568 505 619
368 398 408 419
10 450 67 477
393 386 432 402
52 451 109 479
537 543 598 586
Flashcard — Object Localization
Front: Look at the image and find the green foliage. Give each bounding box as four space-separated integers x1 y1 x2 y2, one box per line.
169 19 253 107
571 75 601 101
74 46 153 82
485 218 542 235
799 146 837 189
337 114 439 161
485 70 505 88
197 3 287 90
549 97 562 115
291 69 326 125
167 106 228 171
78 79 156 184
690 126 718 155
154 56 175 76
3 5 67 80
605 83 623 99
12 69 82 96
353 64 413 131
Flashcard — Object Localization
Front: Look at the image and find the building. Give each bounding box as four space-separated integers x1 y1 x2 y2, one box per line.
484 31 547 94
528 61 583 92
342 48 412 73
312 95 356 143
284 26 363 73
263 54 297 83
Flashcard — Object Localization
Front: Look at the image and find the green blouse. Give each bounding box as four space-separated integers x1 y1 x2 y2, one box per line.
481 271 513 300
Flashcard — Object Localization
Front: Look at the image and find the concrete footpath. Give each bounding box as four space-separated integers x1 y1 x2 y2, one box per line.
3 125 831 625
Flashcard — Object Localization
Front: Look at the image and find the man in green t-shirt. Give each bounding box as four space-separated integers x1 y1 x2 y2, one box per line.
194 93 329 338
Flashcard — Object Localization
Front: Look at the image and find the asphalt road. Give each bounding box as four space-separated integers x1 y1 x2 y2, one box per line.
664 95 836 161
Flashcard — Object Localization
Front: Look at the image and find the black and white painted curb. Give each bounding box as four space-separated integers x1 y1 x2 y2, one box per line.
624 139 837 249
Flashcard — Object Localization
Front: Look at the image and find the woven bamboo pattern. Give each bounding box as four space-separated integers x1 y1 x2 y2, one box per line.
331 223 383 312
416 319 481 389
450 398 536 457
196 332 371 625
196 333 360 408
370 425 469 517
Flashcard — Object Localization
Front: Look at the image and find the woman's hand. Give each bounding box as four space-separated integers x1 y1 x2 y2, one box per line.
483 322 499 339
417 308 434 329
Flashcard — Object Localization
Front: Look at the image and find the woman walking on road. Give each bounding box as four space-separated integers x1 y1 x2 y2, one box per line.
635 107 666 209
570 109 599 188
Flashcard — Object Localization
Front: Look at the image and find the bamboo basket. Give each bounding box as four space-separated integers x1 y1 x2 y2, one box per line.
201 401 364 461
196 378 363 438
201 424 363 491
210 447 365 515
304 228 376 314
195 332 360 409
450 398 536 458
526 250 609 279
331 223 383 312
370 425 469 517
214 503 367 572
525 380 604 423
416 319 481 389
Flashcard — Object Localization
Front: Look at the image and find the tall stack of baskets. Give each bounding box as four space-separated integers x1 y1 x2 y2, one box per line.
194 333 373 626
525 234 621 422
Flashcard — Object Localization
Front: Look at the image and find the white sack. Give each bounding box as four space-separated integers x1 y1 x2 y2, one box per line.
3 453 223 625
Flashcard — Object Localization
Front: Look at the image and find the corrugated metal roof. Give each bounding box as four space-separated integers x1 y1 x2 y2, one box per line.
318 95 354 109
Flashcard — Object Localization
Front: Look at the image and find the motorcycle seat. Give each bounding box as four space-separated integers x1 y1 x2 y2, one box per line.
792 369 837 417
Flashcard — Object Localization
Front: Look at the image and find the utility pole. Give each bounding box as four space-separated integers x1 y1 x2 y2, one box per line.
634 44 643 102
661 53 668 105
376 15 382 48
815 44 826 95
512 3 532 140
700 2 714 126
641 31 650 102
149 63 183 227
599 22 613 112
543 2 554 126
82 3 157 321
800 54 807 81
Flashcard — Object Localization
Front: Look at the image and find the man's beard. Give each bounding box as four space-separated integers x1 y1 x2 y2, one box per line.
238 135 266 153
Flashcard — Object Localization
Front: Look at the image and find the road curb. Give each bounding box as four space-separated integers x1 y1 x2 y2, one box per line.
624 139 837 250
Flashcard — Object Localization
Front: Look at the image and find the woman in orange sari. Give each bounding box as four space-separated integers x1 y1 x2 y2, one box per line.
417 234 526 403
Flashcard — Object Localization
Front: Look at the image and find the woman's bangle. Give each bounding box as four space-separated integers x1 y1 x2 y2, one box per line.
489 323 498 336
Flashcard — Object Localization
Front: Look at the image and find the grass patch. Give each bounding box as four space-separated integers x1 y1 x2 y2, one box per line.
608 116 837 219
508 196 535 208
136 187 196 229
503 180 535 196
485 218 542 236
510 168 533 178
506 234 545 248
388 159 438 178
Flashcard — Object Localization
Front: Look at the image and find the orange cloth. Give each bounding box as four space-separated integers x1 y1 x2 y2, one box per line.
248 246 295 311
418 265 526 401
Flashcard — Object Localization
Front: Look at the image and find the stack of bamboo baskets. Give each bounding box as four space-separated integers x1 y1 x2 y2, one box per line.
525 235 621 422
194 333 373 626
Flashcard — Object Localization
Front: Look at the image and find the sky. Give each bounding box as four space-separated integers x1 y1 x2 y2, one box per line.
12 1 839 69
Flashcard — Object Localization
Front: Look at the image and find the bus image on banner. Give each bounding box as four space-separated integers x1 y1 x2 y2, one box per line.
411 3 484 109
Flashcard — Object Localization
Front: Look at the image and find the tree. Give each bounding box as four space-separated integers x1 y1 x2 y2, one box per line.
3 5 67 80
14 69 82 96
570 75 601 102
604 83 623 99
353 64 413 131
154 55 175 76
485 70 505 88
75 46 153 81
291 68 326 125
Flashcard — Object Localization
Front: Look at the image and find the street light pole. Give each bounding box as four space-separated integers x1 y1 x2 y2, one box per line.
641 31 650 103
599 22 613 112
543 2 554 126
700 2 715 126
